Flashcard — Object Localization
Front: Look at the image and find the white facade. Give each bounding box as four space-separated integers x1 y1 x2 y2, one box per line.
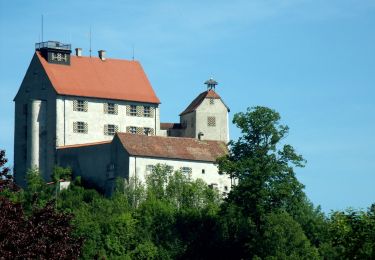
55 95 160 146
128 156 232 194
192 98 229 143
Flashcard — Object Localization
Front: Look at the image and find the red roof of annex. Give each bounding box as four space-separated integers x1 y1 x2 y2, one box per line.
116 133 228 162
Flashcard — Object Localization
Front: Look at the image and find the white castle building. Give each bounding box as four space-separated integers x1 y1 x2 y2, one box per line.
14 41 232 194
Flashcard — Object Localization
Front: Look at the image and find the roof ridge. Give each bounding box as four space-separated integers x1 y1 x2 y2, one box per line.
116 132 224 143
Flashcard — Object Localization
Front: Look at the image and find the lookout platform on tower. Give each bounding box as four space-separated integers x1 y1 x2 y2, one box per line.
204 78 218 90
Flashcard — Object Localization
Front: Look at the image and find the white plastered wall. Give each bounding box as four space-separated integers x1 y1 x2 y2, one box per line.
128 156 232 194
195 98 229 143
56 95 160 146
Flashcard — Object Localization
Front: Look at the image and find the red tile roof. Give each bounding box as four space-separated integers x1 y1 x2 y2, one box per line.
36 52 160 104
116 133 227 162
179 89 229 116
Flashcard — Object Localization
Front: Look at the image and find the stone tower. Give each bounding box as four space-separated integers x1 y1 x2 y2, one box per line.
164 78 230 143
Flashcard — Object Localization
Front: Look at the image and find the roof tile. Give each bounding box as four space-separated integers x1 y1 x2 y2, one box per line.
36 52 160 104
179 89 228 116
116 133 227 162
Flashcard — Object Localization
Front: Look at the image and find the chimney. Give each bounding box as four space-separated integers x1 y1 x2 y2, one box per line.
75 48 82 57
98 50 106 61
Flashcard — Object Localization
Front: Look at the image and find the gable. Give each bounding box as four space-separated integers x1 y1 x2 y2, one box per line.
179 90 229 116
14 53 56 101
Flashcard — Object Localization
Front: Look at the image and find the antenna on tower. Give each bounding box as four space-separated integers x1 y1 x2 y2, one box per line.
89 26 92 57
41 14 44 42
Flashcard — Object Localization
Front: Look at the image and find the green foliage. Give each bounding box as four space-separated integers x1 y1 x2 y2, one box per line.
216 106 324 258
219 107 306 220
1 105 374 259
51 165 72 182
326 206 375 259
260 211 319 259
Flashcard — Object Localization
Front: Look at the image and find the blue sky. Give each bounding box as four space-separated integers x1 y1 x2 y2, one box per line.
0 0 374 212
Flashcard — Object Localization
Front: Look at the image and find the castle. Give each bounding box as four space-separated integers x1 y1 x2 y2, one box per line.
14 41 232 194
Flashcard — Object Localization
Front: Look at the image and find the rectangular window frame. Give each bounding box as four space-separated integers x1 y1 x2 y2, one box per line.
146 165 155 174
207 116 216 127
105 124 118 136
130 105 137 116
144 106 151 117
129 126 137 134
105 103 118 115
181 167 192 175
143 127 151 135
73 100 88 112
74 121 88 134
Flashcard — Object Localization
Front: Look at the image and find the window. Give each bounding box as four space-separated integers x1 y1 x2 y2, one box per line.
146 165 155 174
202 169 205 174
129 126 137 134
130 105 137 116
207 116 216 127
73 121 88 134
209 98 215 105
73 100 88 112
209 183 218 190
104 124 118 136
104 103 118 115
144 127 151 135
224 186 228 191
180 167 192 175
144 106 151 117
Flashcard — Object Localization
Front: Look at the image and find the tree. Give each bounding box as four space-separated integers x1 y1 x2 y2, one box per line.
260 211 319 259
218 106 306 222
217 106 320 259
0 149 18 192
0 197 83 259
327 207 375 259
